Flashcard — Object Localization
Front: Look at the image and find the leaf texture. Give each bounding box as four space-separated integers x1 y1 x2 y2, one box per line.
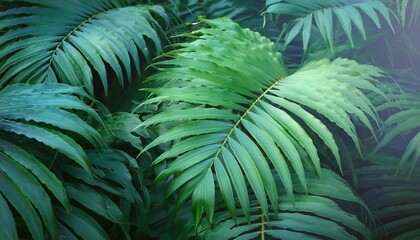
0 0 165 96
264 0 394 50
140 18 383 226
0 83 102 239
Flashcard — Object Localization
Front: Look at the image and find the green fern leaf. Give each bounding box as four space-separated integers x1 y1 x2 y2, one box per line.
357 154 420 239
264 0 394 51
0 83 104 239
140 18 383 227
0 0 165 96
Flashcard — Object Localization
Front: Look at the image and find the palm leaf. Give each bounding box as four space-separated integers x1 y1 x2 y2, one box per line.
57 149 146 239
398 0 420 27
0 83 101 173
374 90 420 175
356 154 420 239
263 0 394 51
0 0 165 96
167 169 372 239
139 18 383 226
0 83 104 239
99 112 145 150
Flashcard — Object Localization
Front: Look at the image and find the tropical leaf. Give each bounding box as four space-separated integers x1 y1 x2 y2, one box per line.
0 0 165 96
374 90 420 175
263 0 394 51
57 149 145 239
398 0 420 26
0 83 101 172
356 154 420 239
168 0 262 25
139 18 383 227
99 112 145 150
165 169 372 239
0 83 102 240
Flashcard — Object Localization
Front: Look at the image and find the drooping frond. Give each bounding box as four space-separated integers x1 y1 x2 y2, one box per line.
398 0 420 26
57 149 145 239
0 83 101 173
0 83 101 240
357 154 420 239
0 0 165 96
166 169 372 239
0 140 68 240
263 0 394 51
139 18 383 226
374 90 420 175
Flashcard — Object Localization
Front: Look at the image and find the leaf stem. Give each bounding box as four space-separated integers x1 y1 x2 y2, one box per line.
214 77 285 159
48 151 59 170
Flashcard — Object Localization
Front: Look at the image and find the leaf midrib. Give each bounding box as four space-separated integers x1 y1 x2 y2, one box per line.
46 8 114 72
214 76 287 159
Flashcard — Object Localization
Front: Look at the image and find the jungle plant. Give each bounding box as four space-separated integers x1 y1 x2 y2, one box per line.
0 0 419 239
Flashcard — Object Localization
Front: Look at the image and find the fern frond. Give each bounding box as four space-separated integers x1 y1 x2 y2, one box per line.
0 83 102 239
357 154 420 239
139 18 383 226
0 0 165 96
375 90 420 175
57 149 144 239
168 169 372 239
263 0 394 51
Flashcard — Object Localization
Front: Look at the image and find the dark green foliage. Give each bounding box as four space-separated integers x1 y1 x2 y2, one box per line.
0 0 419 239
0 0 165 96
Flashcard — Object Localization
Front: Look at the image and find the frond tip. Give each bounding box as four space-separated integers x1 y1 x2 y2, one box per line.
140 17 384 227
264 0 394 50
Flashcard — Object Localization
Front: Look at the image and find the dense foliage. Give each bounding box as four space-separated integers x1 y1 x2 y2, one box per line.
0 0 419 239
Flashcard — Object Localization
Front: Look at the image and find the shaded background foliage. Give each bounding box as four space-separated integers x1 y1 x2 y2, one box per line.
0 0 419 239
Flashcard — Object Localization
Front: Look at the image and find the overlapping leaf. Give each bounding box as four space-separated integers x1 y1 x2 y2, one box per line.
140 18 383 226
0 0 165 96
398 0 420 26
263 0 394 51
0 83 101 172
166 169 372 239
99 112 145 150
0 83 101 240
374 90 420 175
57 149 145 239
356 154 420 239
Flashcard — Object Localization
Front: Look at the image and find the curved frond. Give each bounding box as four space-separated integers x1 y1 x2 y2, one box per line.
0 83 101 172
57 149 145 239
140 18 383 226
0 0 165 96
263 0 394 51
357 154 420 239
0 83 102 239
375 90 420 175
168 169 372 239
